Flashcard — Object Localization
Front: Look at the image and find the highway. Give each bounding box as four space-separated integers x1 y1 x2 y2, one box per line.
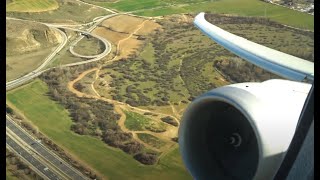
6 132 61 180
6 9 117 179
6 25 67 91
6 13 116 91
6 115 88 180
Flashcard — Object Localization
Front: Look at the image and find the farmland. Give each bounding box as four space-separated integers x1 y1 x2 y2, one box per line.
7 0 59 12
82 0 313 30
6 0 109 24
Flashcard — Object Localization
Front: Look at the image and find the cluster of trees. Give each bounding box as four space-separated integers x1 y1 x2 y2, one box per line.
133 152 158 165
205 13 283 27
6 104 13 114
103 22 200 107
105 55 181 107
214 58 280 82
205 13 314 62
40 65 159 165
160 116 178 127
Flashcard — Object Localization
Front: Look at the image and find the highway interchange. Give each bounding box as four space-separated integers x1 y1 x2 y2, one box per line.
6 3 117 179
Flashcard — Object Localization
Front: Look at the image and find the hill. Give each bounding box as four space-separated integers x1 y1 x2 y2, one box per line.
6 19 61 81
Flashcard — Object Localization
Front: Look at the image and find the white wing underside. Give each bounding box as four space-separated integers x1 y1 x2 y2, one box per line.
194 12 314 82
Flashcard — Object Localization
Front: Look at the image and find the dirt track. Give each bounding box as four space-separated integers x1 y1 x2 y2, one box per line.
68 68 177 152
67 16 180 153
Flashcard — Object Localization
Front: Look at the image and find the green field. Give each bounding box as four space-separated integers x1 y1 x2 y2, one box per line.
6 79 191 180
125 111 167 132
137 133 166 149
84 0 313 30
6 0 109 24
7 0 59 12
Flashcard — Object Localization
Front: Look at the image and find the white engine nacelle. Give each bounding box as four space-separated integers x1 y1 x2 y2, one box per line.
179 79 311 180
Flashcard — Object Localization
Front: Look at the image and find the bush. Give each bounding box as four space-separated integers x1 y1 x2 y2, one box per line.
133 153 158 165
160 116 178 127
120 141 144 154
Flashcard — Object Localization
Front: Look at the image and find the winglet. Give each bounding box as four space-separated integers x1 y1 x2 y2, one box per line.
194 12 314 82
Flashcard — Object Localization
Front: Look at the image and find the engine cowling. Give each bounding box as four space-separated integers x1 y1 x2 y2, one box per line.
178 79 311 180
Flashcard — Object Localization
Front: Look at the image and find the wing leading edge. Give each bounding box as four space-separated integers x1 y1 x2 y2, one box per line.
194 12 314 82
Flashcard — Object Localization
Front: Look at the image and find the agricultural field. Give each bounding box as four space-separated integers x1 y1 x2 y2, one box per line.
82 0 313 30
6 0 59 12
6 79 192 180
6 0 109 24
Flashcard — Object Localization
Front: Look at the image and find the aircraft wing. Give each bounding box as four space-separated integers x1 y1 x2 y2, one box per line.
194 12 314 82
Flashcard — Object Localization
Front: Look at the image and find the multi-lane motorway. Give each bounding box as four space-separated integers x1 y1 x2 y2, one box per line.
7 115 87 180
6 7 117 179
6 133 61 180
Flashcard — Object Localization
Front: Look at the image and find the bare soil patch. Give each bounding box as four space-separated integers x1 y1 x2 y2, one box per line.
101 15 145 34
135 20 161 36
92 27 127 45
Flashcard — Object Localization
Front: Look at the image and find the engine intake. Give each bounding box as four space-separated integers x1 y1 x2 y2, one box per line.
179 79 311 180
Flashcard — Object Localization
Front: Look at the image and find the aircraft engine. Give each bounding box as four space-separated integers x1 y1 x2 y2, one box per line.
178 79 311 180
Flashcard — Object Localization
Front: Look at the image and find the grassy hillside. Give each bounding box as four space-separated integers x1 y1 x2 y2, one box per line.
7 0 59 12
6 79 192 180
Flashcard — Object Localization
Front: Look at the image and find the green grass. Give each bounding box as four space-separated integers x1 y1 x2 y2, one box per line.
124 110 167 132
7 0 59 12
140 43 155 65
87 0 313 30
6 79 191 179
137 133 166 149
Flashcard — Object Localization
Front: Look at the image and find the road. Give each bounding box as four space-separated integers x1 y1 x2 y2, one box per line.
6 11 117 180
6 13 117 91
6 115 88 180
6 25 67 91
6 132 61 180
